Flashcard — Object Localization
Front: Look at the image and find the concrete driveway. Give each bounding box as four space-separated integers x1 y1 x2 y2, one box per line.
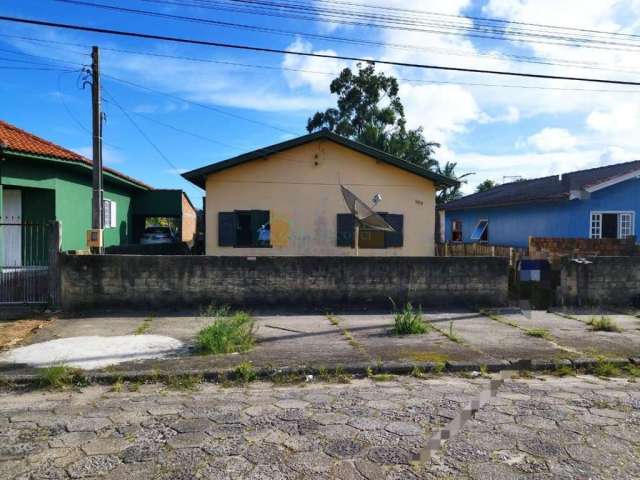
1 308 639 375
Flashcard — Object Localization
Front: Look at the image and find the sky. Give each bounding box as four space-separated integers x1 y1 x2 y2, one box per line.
1 0 640 205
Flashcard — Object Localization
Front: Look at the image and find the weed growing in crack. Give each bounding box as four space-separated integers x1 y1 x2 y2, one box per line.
234 361 257 383
37 365 87 390
392 303 429 335
587 316 622 332
196 312 256 355
525 328 551 339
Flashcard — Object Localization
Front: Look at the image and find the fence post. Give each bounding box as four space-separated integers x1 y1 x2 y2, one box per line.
48 221 62 309
444 242 449 257
491 246 496 257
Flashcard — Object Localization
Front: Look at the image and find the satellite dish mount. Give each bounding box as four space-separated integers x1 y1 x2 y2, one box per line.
340 185 395 256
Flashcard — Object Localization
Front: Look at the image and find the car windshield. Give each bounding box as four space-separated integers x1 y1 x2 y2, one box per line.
144 227 171 236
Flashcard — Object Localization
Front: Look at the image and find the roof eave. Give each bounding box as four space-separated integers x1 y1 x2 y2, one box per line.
181 130 459 188
3 150 151 191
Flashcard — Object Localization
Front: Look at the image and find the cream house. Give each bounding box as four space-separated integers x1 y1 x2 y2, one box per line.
183 131 457 256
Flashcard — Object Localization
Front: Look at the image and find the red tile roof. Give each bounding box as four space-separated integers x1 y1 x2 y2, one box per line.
0 120 151 190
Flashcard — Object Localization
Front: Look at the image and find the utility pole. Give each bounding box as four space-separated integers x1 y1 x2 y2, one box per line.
90 45 103 253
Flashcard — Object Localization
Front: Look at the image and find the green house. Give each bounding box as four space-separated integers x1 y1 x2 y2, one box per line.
0 120 196 266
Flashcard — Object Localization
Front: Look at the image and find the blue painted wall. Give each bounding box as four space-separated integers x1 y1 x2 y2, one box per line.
444 178 640 247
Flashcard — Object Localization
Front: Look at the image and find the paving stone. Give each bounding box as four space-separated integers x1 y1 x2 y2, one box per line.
384 421 423 436
167 432 210 449
323 438 366 458
348 417 387 431
274 399 309 410
367 446 412 465
65 417 112 432
81 438 131 456
66 454 120 478
170 418 213 433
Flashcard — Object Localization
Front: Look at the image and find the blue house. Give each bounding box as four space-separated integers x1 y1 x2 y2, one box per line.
441 161 640 248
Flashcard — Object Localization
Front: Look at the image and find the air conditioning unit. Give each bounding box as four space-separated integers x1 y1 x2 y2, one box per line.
86 229 103 248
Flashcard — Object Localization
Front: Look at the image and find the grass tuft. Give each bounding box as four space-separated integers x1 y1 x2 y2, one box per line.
165 374 202 391
134 317 153 335
37 365 86 390
553 363 575 377
200 303 232 318
587 316 622 332
392 303 429 335
525 328 551 339
196 312 256 355
234 361 257 383
592 356 621 378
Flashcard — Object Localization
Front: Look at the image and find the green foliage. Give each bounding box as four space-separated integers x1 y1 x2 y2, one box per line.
165 374 202 391
392 303 429 335
553 363 575 377
435 161 474 205
196 312 256 355
234 361 257 383
433 362 446 374
410 366 423 378
592 357 621 377
37 365 86 389
525 328 551 339
134 317 153 335
307 63 439 169
200 303 232 318
476 179 499 193
587 316 621 332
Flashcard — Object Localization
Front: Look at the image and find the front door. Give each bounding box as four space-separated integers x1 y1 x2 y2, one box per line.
2 189 22 267
602 213 618 239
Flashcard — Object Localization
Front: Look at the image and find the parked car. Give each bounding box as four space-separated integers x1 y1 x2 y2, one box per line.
140 226 176 245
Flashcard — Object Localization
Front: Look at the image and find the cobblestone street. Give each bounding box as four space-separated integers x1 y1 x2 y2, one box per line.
1 374 639 479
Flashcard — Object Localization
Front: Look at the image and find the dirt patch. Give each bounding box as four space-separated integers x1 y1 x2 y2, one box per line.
0 319 48 350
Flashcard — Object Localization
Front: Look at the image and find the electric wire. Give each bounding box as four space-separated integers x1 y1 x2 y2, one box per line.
2 16 640 86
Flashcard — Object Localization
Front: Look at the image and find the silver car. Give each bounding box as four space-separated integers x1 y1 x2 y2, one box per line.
140 226 176 245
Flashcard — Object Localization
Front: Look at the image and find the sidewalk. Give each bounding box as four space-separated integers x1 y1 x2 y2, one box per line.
1 308 639 381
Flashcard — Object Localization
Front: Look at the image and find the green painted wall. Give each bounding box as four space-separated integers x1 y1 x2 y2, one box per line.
0 154 146 251
133 190 182 216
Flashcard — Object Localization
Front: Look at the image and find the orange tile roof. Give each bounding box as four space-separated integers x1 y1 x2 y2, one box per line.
0 120 151 190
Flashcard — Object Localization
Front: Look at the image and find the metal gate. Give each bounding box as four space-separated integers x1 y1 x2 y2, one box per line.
0 222 51 305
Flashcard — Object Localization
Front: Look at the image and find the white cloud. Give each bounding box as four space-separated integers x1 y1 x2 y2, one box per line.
586 102 640 134
281 38 348 93
73 145 126 166
399 83 482 143
527 128 578 152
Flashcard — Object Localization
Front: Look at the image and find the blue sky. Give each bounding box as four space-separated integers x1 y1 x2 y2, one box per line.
2 0 640 205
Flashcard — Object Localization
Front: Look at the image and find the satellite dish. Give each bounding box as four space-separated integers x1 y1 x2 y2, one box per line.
340 185 395 256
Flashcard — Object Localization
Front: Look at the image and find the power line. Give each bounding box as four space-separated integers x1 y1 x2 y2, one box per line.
141 0 640 52
52 0 640 74
2 15 640 86
101 86 189 180
307 0 640 41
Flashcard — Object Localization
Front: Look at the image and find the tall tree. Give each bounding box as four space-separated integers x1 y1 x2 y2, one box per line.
307 63 439 169
476 179 498 193
435 161 474 205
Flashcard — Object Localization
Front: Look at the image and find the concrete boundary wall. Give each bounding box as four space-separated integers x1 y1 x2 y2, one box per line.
560 256 640 306
59 255 509 310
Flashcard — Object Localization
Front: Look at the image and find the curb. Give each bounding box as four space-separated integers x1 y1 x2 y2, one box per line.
0 356 636 388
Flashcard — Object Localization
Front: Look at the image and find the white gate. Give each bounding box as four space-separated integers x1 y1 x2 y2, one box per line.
2 189 22 267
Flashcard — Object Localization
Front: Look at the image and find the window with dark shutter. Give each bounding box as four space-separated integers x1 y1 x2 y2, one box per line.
383 214 404 247
336 213 355 247
218 212 237 246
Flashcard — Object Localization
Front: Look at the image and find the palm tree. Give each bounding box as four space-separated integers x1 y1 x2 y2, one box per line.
436 161 474 205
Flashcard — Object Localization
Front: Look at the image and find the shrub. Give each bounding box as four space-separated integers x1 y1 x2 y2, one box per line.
37 365 86 389
196 312 256 354
234 361 257 383
165 374 202 391
392 303 429 335
587 316 621 332
593 357 621 377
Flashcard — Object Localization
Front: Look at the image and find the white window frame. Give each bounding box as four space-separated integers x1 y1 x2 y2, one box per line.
470 219 489 242
589 211 635 239
103 199 117 229
451 220 463 243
